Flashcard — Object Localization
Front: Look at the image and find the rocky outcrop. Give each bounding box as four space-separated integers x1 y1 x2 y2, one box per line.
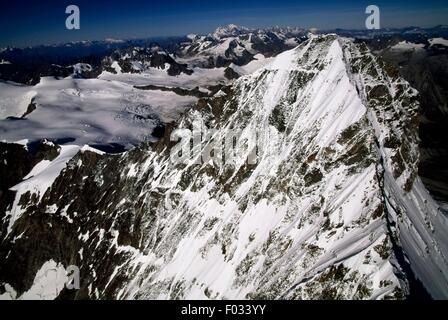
101 46 193 76
375 45 448 203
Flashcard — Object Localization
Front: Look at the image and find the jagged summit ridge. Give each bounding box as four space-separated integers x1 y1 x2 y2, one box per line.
211 24 252 40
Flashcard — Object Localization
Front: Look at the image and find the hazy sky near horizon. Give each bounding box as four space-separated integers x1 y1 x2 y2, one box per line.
1 0 447 47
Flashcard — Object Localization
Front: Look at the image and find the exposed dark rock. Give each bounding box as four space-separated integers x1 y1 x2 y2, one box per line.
134 84 208 98
21 99 37 118
224 67 240 80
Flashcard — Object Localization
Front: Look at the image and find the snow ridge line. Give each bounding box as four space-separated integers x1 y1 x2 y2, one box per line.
339 36 448 299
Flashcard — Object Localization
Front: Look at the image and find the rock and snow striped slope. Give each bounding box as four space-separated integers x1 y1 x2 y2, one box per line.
0 35 447 300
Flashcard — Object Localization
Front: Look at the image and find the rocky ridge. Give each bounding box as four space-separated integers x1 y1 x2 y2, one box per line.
0 35 447 300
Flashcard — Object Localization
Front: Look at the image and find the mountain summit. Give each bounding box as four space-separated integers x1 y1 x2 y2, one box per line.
211 24 252 40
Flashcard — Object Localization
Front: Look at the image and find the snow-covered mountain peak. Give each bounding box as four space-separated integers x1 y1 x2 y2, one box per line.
212 24 252 40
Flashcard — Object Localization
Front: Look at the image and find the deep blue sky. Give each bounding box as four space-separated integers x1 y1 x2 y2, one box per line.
1 0 447 47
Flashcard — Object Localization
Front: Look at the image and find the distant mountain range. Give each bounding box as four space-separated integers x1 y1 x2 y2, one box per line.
0 25 448 300
1 25 447 84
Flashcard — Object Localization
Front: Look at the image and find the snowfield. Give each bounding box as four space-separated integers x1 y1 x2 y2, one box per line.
0 46 273 149
429 37 448 47
0 77 197 148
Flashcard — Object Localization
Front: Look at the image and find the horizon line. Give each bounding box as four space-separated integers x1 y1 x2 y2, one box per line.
2 23 447 50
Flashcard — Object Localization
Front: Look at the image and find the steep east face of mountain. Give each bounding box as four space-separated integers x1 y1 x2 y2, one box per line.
1 25 446 86
1 35 447 300
0 63 76 86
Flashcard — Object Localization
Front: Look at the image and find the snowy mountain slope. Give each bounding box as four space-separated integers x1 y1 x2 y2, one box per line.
211 24 253 40
373 37 448 204
0 35 447 300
